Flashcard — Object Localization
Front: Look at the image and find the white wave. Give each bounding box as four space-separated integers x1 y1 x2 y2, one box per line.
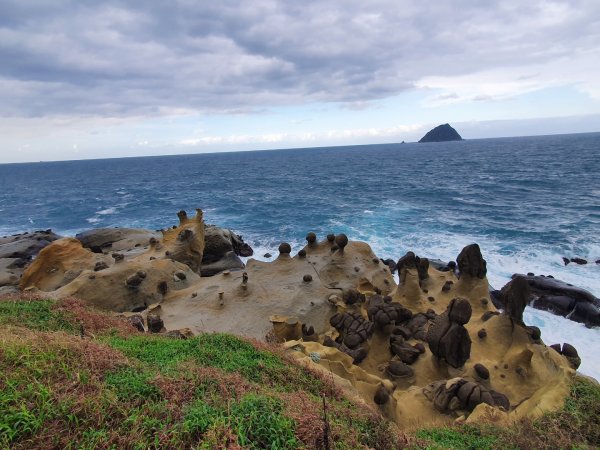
97 207 117 215
524 307 600 381
86 217 101 224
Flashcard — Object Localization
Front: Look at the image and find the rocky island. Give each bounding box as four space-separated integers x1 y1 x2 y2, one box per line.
419 123 463 142
1 208 592 442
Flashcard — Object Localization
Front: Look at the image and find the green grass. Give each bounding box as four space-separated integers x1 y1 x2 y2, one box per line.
231 394 298 449
0 297 401 449
0 298 73 332
415 426 499 450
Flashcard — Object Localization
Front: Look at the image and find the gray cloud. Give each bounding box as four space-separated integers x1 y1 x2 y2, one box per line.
0 0 599 117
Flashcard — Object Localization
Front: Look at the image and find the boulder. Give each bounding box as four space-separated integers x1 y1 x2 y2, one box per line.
457 244 487 279
500 276 530 322
426 298 472 368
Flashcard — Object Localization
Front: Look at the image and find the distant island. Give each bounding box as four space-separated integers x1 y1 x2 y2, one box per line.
419 123 463 142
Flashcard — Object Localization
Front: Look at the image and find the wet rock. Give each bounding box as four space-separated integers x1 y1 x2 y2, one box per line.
571 258 587 265
457 244 487 279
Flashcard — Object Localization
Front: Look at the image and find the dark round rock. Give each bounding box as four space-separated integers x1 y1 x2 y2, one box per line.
263 253 272 258
561 343 579 358
303 274 313 282
278 242 292 254
306 232 317 244
549 343 562 353
387 360 414 378
335 234 349 250
414 343 426 354
477 328 487 339
474 363 490 380
298 249 307 258
344 333 362 349
326 234 335 242
448 298 472 325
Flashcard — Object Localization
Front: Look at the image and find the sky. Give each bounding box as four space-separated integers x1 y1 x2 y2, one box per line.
0 0 599 163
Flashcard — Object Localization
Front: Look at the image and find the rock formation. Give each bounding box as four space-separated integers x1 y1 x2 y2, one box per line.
418 123 463 143
491 274 600 328
9 215 580 430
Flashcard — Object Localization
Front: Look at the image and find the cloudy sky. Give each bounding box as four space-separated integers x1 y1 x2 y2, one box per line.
1 0 599 163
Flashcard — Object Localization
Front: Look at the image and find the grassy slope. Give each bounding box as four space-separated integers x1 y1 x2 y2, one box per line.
0 297 598 450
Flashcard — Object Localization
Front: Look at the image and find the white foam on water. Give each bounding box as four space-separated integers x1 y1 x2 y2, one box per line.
524 307 600 381
97 207 117 215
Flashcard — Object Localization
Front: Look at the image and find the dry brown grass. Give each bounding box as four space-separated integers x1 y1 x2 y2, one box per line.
52 297 137 336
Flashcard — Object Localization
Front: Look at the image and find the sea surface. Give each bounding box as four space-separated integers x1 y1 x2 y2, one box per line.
1 133 599 378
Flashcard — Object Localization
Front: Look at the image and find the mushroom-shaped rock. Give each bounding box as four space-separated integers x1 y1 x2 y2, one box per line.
457 244 487 279
326 234 335 243
306 232 317 245
500 276 530 322
335 234 348 252
278 242 292 255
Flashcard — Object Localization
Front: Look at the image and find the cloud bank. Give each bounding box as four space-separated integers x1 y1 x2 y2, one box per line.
1 0 599 118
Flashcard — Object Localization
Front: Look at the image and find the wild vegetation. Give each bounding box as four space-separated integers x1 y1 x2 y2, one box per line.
0 296 598 449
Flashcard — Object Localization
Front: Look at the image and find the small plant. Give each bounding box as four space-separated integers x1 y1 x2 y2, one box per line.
104 368 161 403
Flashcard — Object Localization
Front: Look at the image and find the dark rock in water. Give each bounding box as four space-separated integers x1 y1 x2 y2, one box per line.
534 295 575 316
457 244 487 279
562 257 570 266
570 257 588 265
504 274 600 328
500 276 530 322
418 123 463 143
263 253 272 258
569 302 600 328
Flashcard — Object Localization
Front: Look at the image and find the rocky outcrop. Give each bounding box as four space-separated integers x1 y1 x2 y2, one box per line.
423 378 509 413
457 244 487 279
492 274 600 328
418 123 463 143
76 228 160 255
201 224 253 276
500 276 530 323
0 230 62 287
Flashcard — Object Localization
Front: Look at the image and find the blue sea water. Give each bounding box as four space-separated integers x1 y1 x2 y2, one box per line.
1 132 599 377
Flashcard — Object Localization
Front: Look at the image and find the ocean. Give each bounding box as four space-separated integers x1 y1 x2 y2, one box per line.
1 132 599 378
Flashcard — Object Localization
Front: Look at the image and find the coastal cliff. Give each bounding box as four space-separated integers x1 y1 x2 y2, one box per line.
5 210 587 435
